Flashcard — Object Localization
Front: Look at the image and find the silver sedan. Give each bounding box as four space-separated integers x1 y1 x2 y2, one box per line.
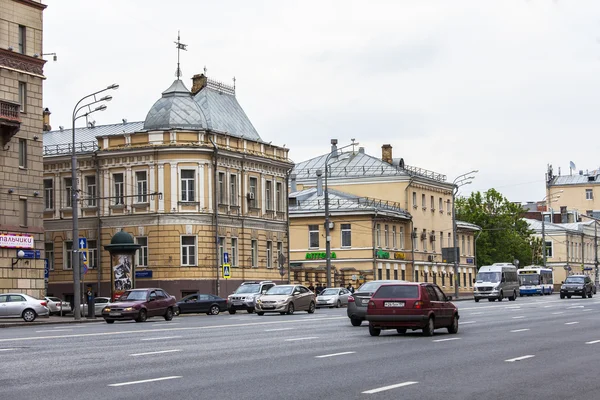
44 297 72 316
82 297 112 317
316 288 351 308
0 293 49 322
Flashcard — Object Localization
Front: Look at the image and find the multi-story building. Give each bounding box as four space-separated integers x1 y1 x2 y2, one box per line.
0 0 47 298
291 142 480 293
43 73 293 302
546 164 600 220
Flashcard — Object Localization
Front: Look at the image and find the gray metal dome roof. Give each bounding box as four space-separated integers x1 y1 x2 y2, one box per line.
143 80 207 131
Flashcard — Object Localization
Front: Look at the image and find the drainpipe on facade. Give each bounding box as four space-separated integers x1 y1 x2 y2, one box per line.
209 135 220 296
94 151 101 299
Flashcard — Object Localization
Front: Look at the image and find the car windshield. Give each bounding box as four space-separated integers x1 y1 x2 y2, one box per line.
265 286 293 295
357 282 384 292
565 277 585 284
320 289 339 296
47 297 61 302
519 275 539 285
476 272 501 282
235 284 261 294
119 291 147 301
373 285 419 299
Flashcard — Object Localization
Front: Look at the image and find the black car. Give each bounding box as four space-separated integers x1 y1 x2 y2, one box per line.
175 294 227 315
560 275 594 299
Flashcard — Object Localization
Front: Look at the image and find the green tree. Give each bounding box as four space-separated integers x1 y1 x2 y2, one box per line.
455 188 533 269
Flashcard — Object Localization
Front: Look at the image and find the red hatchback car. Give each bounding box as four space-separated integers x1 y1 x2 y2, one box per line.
366 283 459 336
102 288 177 323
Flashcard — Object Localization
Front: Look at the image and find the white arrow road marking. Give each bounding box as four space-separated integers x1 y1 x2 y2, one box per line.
505 355 535 362
362 381 419 394
109 376 182 387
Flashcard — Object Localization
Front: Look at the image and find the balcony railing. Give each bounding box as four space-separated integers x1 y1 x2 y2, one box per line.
43 140 99 156
0 100 21 123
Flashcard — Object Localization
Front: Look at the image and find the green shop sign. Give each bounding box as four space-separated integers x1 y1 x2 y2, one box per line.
375 250 390 259
305 252 337 260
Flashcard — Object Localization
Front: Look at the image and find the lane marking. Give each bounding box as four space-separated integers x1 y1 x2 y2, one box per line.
285 337 318 342
130 349 181 357
510 329 530 333
36 329 73 333
315 351 356 358
264 328 294 332
543 305 553 308
551 312 564 315
506 306 521 309
151 323 180 326
585 340 600 344
0 316 347 343
505 355 535 362
582 309 591 312
567 306 585 309
362 381 419 394
109 376 182 387
461 321 476 324
469 312 483 315
0 348 16 352
512 316 525 319
459 298 579 311
432 338 461 342
140 336 182 341
565 322 579 325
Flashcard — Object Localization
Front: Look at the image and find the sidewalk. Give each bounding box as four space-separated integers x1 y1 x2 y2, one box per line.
0 315 103 329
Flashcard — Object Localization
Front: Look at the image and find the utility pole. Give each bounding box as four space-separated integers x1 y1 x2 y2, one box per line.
542 217 546 266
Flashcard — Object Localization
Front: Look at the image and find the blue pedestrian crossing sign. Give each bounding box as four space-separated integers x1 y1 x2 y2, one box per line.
223 264 231 279
223 252 229 264
79 237 88 275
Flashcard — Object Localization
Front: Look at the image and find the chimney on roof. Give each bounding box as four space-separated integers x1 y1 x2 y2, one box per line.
191 73 207 95
290 173 297 193
382 144 393 164
42 108 51 132
330 139 338 158
316 170 323 197
358 147 365 154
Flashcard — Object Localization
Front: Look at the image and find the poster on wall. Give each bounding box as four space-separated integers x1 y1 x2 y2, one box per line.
112 254 133 300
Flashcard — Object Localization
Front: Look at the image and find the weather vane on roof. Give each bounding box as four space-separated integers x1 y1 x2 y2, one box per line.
174 31 188 80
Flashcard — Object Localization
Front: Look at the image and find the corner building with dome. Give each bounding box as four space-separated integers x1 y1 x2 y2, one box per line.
42 73 293 302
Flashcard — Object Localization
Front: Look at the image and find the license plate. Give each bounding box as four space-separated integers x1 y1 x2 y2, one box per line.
109 312 121 316
233 301 242 305
263 306 274 309
384 302 404 308
361 299 369 305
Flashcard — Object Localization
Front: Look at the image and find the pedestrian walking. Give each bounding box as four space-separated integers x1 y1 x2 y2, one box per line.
347 283 355 293
308 282 315 292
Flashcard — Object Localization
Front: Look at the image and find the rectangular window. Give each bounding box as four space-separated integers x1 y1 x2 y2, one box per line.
218 237 225 266
136 237 148 267
469 272 473 287
430 195 434 209
341 223 352 247
586 189 593 200
231 238 238 267
384 225 389 248
251 240 258 268
181 170 195 202
544 241 552 258
401 269 405 280
277 242 283 266
442 272 446 287
386 267 390 280
376 224 381 247
467 236 471 255
181 236 196 266
431 230 436 252
440 232 444 248
461 235 465 255
276 182 283 212
309 225 319 248
392 226 397 249
267 241 273 268
414 269 419 282
448 233 452 248
412 192 417 207
88 240 97 269
64 178 72 208
86 176 96 207
113 173 124 205
45 242 54 271
249 177 258 208
400 227 404 250
421 194 426 207
422 229 427 251
265 180 272 210
18 25 26 54
447 200 451 213
136 171 147 203
394 268 398 280
378 268 382 280
413 228 418 250
19 199 27 226
64 241 73 270
230 174 237 206
18 138 27 167
18 82 26 112
439 198 443 212
44 179 54 210
218 172 226 204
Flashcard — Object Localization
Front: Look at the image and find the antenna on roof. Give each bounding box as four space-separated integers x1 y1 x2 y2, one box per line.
233 76 236 94
204 65 207 75
174 30 188 80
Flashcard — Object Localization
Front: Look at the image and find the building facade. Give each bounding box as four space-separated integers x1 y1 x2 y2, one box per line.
43 74 293 302
291 143 479 294
546 164 600 220
0 0 47 298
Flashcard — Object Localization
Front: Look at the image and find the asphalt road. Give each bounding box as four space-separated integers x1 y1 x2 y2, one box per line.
1 294 599 400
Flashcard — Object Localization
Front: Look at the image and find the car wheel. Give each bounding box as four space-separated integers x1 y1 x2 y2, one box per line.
247 308 254 314
498 291 503 302
560 294 565 299
228 309 236 315
257 311 265 316
307 302 315 314
474 298 479 303
396 328 407 334
336 300 341 308
447 314 459 334
350 317 362 327
105 319 115 324
210 305 220 315
286 302 295 315
509 291 517 301
164 307 174 321
136 309 147 322
422 317 434 336
369 324 381 337
22 309 36 322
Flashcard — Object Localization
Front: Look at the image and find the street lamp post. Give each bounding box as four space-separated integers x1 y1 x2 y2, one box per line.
541 191 562 267
324 139 357 288
452 170 478 299
71 84 118 320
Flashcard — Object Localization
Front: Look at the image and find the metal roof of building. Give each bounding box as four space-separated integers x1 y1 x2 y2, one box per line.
456 221 482 231
143 79 206 131
524 218 595 233
550 172 600 185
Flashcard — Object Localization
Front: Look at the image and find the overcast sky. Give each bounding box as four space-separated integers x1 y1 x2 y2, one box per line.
42 0 600 203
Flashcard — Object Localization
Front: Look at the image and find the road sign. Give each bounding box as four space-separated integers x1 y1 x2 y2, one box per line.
79 237 88 275
44 259 49 281
21 250 41 259
223 263 231 279
223 252 229 264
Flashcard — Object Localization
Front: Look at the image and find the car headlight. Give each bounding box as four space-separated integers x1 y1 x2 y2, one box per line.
577 286 584 289
124 307 133 311
103 307 110 312
473 287 478 292
277 299 286 303
256 299 261 304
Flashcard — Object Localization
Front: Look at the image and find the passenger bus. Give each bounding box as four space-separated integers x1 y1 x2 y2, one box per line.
517 266 553 296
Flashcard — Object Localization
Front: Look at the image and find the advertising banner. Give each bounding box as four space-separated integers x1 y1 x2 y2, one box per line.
112 254 133 301
0 233 34 249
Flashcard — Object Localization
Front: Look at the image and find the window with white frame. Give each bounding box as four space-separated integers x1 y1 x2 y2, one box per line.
249 177 258 208
88 240 97 269
218 172 226 204
265 180 272 210
267 241 273 268
392 226 397 249
440 231 444 248
413 228 418 250
400 226 404 249
230 174 237 206
422 229 427 251
44 179 54 210
136 237 148 267
86 176 96 207
430 195 434 210
181 170 195 202
431 230 436 252
276 182 283 212
251 240 258 267
586 189 593 200
18 82 26 112
341 224 352 247
181 236 196 266
45 242 54 271
309 225 319 248
384 225 389 248
467 236 471 255
544 241 552 258
421 194 426 207
64 178 72 208
461 235 465 255
439 198 443 212
18 138 27 168
277 241 283 266
19 199 27 226
447 199 451 213
18 25 26 54
448 232 452 248
64 241 73 270
412 192 417 207
136 171 147 203
231 238 238 267
113 173 124 205
218 237 225 266
376 224 381 247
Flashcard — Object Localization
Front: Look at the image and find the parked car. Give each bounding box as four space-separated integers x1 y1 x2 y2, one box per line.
0 293 49 322
316 287 351 308
560 275 594 299
227 281 276 314
255 285 316 315
82 297 112 317
101 288 176 323
347 280 408 326
44 297 72 316
366 283 459 337
176 293 227 315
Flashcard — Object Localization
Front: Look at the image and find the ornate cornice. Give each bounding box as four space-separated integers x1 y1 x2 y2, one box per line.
0 48 46 76
14 0 47 10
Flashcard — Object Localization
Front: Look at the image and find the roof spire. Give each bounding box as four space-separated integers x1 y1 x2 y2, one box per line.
174 30 188 80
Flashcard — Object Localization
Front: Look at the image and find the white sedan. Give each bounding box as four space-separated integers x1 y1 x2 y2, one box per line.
44 297 72 316
82 297 112 317
316 288 352 308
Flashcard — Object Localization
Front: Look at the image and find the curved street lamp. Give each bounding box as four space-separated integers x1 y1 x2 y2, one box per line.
71 84 118 320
